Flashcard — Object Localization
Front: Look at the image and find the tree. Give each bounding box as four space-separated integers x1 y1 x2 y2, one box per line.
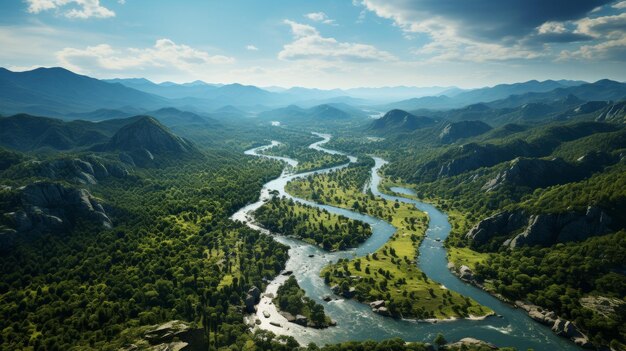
434 333 447 348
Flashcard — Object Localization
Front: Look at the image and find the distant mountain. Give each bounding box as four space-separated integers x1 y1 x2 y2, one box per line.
0 67 167 114
0 114 116 151
382 80 589 111
66 108 133 121
487 79 626 109
258 104 359 122
382 95 454 111
147 107 218 127
369 109 436 132
345 86 458 102
100 116 195 155
104 78 221 100
453 80 584 106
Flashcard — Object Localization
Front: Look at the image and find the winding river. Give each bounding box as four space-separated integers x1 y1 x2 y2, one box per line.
231 134 580 351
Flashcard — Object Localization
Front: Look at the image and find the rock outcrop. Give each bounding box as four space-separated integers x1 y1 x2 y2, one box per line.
466 206 612 248
31 156 129 184
465 211 527 246
513 302 592 348
1 182 112 251
482 157 578 192
444 337 498 350
505 206 611 248
439 120 492 144
244 286 261 313
121 320 207 351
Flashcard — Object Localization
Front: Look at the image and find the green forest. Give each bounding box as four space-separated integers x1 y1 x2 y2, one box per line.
254 196 372 250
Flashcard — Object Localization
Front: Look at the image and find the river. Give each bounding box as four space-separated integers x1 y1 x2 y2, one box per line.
230 133 580 351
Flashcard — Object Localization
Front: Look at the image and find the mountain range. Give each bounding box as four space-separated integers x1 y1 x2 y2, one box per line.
2 67 626 127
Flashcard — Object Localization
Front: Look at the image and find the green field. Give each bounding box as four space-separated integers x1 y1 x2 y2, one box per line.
286 163 492 319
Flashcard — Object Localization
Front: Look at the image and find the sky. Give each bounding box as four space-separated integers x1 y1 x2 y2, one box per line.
1 0 626 89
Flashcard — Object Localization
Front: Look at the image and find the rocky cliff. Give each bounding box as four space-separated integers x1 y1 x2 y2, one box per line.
30 156 129 184
439 120 492 143
1 182 112 251
465 206 612 248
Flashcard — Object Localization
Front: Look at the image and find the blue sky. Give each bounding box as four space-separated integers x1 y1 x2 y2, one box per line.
1 0 626 88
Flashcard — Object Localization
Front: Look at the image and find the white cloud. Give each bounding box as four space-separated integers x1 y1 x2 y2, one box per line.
304 12 336 25
575 12 626 38
26 0 115 19
246 44 259 51
56 39 234 74
279 20 396 62
614 1 626 9
538 22 567 34
559 12 626 61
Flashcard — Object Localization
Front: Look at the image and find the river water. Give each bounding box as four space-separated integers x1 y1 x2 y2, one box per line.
231 134 580 350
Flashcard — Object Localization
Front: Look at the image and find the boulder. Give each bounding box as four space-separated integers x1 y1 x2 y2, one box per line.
369 300 385 309
248 286 261 303
294 314 308 326
552 318 582 339
458 265 473 281
244 294 256 313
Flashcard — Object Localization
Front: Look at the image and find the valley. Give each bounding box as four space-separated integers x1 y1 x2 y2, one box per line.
0 67 625 351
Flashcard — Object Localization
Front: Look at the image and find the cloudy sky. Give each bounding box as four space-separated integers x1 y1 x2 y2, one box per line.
1 0 626 88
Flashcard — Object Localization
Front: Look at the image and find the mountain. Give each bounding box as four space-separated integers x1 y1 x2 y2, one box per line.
382 95 454 111
100 116 195 155
0 67 167 114
382 80 589 111
258 104 359 122
146 107 219 127
66 108 134 121
345 86 458 102
452 80 584 105
369 109 436 132
0 114 110 151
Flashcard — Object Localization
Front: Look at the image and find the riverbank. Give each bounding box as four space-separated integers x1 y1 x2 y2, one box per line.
233 135 582 350
287 160 492 320
380 180 594 349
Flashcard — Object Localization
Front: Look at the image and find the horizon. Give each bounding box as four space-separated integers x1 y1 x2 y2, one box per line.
3 65 624 91
1 1 625 89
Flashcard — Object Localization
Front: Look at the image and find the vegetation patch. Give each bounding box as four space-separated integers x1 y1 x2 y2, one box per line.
286 162 491 320
274 276 334 328
254 196 372 250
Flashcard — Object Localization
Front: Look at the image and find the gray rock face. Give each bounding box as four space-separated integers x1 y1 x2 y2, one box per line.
136 320 207 351
465 211 527 246
552 318 582 338
482 157 577 192
32 157 128 185
466 206 612 249
458 265 474 281
1 182 112 251
508 206 611 248
439 120 492 144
